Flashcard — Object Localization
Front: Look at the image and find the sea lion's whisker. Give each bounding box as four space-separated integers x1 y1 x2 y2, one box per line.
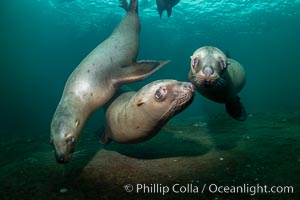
73 149 87 155
216 78 225 87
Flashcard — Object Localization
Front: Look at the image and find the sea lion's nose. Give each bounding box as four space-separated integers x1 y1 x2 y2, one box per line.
203 67 213 77
55 153 67 164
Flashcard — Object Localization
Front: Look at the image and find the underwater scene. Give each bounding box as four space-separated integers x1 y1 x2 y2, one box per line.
1 0 300 199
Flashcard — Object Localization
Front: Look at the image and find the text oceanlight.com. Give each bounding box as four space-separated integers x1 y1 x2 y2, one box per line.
123 183 294 196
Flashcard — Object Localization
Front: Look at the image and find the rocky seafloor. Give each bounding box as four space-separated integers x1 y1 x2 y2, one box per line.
0 111 299 199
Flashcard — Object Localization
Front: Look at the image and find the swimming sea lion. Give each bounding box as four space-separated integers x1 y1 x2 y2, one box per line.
50 0 170 164
156 0 180 18
188 46 246 121
100 80 195 144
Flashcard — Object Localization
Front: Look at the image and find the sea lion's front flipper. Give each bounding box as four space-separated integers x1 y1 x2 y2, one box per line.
113 60 170 86
99 129 111 145
225 96 247 121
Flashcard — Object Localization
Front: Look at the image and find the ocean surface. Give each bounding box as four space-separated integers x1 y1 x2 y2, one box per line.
0 0 299 199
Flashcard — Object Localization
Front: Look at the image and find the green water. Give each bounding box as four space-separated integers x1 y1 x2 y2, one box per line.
0 0 299 199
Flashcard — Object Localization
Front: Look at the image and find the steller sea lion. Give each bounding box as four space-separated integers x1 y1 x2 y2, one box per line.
100 80 195 144
156 0 181 18
50 0 170 164
188 46 246 121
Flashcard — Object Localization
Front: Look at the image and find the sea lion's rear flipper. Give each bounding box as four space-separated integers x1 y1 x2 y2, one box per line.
99 129 111 145
119 0 138 12
225 96 247 121
167 7 172 17
113 60 170 86
158 10 163 18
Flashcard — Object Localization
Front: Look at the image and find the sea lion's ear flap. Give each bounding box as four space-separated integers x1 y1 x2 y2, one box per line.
136 99 145 107
227 60 230 67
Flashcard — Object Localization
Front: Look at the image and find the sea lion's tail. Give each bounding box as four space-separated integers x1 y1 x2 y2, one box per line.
119 0 138 13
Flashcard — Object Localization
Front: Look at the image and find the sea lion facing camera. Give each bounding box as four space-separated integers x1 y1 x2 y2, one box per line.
50 0 170 164
188 46 246 121
100 80 195 144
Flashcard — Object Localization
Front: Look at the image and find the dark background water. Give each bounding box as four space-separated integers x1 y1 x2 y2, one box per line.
1 0 300 136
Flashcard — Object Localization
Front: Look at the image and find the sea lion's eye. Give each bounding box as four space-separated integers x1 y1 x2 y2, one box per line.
66 136 75 144
155 88 167 101
155 90 163 99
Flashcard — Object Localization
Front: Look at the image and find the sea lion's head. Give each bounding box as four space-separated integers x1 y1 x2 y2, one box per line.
50 101 84 164
135 80 195 126
189 46 228 88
